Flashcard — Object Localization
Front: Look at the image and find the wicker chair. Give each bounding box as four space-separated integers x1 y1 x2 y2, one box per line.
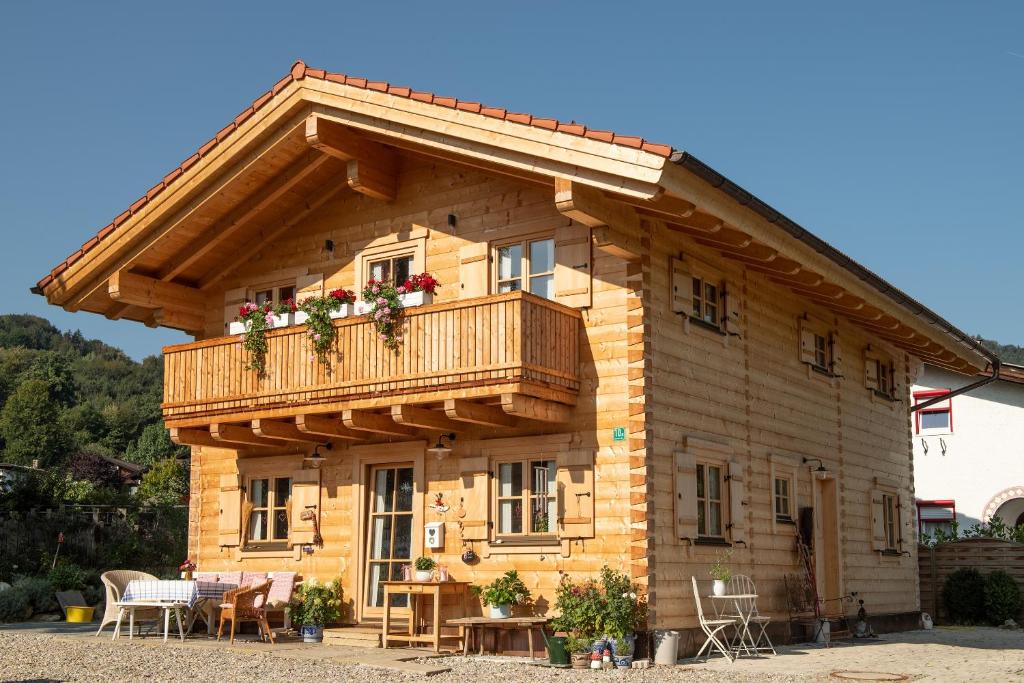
217 581 275 645
95 570 160 636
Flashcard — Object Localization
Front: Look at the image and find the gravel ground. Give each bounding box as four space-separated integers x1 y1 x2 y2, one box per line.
1 627 1023 682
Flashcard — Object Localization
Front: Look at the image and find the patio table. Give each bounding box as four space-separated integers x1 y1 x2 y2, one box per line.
117 579 238 640
708 593 760 657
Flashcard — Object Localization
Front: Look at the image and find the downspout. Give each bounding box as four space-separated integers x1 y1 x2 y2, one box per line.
912 348 1001 412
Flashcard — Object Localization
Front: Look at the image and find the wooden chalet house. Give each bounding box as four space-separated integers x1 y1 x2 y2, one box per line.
36 61 994 644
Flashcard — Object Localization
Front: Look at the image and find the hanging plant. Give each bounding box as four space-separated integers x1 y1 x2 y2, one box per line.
299 289 356 367
237 301 276 377
362 278 404 352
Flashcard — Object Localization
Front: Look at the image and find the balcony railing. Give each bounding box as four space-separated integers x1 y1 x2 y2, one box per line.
161 291 581 425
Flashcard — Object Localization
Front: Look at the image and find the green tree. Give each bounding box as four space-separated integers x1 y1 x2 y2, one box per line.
25 352 77 406
0 379 71 466
125 422 186 468
136 458 188 505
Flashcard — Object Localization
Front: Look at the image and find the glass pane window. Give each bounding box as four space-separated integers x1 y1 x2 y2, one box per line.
366 465 414 609
813 334 828 370
253 285 296 307
497 244 523 292
877 360 891 395
696 463 724 538
495 237 555 300
248 477 291 543
882 494 898 550
774 477 791 520
691 276 721 328
369 255 415 287
920 410 950 431
496 458 557 537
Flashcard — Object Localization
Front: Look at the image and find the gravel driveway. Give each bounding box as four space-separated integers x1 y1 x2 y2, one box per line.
1 626 1022 682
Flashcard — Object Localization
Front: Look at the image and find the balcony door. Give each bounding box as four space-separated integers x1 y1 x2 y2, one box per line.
364 464 415 614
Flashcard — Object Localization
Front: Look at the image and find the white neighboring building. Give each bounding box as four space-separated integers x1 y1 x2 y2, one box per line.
912 362 1024 538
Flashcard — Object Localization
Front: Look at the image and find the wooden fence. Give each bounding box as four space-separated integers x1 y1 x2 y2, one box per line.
918 538 1024 622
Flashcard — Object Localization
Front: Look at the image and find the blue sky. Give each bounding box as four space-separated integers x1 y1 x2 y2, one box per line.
1 1 1021 360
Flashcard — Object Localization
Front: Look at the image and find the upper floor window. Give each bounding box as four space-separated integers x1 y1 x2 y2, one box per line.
248 476 291 545
864 347 897 399
696 462 725 539
914 390 952 434
917 500 955 539
495 236 555 300
369 253 414 287
798 316 836 375
692 277 720 328
774 476 793 523
253 283 296 307
494 458 557 537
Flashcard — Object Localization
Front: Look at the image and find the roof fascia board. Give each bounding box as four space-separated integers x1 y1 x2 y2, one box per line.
658 162 987 371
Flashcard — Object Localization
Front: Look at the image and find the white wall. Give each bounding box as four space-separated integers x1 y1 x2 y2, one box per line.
912 365 1024 531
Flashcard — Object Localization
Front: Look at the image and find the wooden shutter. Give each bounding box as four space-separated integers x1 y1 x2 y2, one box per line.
554 223 592 308
670 258 693 314
892 361 905 401
869 488 886 551
864 351 880 391
727 460 747 544
458 242 489 299
673 451 698 539
296 273 324 302
223 287 246 334
830 330 843 376
459 456 490 540
218 473 242 547
556 449 595 539
721 282 742 335
289 468 321 546
798 319 817 365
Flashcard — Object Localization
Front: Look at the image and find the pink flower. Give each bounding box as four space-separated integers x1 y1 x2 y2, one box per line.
376 297 386 305
264 313 275 326
313 333 321 341
309 354 315 361
396 286 406 294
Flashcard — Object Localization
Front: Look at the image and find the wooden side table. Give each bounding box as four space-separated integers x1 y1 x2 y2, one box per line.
381 581 470 652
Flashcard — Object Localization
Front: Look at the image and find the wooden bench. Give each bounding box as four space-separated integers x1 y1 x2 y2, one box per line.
445 616 549 659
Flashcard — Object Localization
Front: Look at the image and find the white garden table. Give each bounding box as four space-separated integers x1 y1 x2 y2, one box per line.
114 579 238 641
707 593 760 657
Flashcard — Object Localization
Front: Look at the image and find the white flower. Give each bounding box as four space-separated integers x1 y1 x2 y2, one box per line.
630 592 637 599
622 592 628 598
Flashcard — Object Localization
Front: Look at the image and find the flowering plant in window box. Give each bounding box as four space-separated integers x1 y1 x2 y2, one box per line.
399 272 439 307
236 301 276 377
271 298 298 327
361 278 405 351
298 289 357 368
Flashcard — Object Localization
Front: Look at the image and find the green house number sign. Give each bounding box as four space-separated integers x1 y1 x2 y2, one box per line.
612 426 626 442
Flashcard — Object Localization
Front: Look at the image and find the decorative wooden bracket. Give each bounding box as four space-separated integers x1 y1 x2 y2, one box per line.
554 178 642 261
305 115 398 202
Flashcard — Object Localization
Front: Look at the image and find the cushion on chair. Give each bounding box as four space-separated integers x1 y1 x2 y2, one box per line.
265 572 296 609
194 572 219 581
242 571 268 587
217 571 243 586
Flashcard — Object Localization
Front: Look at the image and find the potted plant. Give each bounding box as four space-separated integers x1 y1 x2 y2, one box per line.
551 575 604 668
179 558 196 581
234 301 276 376
288 577 343 643
600 565 642 669
398 272 439 308
709 549 733 596
272 298 298 327
471 569 530 619
360 278 405 351
413 556 436 582
298 289 357 367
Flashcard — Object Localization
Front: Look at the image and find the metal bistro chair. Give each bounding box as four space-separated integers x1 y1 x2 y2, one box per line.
95 570 160 637
690 576 735 663
725 574 776 655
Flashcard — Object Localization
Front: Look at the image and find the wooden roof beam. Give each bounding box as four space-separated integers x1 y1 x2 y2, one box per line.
294 414 366 441
500 394 571 423
144 308 204 334
305 115 397 201
104 302 132 321
252 418 325 443
170 427 271 453
342 409 417 436
445 399 518 427
391 405 462 432
158 152 331 282
554 178 642 261
108 271 204 311
210 423 287 448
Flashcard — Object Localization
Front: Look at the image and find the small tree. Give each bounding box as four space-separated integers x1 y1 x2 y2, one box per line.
136 458 188 505
984 570 1022 625
0 379 72 466
125 422 187 468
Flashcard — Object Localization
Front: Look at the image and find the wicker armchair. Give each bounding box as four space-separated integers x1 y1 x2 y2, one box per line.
95 570 160 636
217 581 275 645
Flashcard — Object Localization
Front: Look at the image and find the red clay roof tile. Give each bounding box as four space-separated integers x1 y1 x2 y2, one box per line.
66 251 83 268
37 59 676 290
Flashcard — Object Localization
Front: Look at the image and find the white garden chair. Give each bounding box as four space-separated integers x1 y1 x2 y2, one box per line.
95 570 160 636
690 576 736 662
725 574 776 655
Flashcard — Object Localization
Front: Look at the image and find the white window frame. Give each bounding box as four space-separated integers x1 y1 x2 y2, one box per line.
246 475 292 546
492 457 558 539
696 461 727 540
250 281 297 308
493 233 555 299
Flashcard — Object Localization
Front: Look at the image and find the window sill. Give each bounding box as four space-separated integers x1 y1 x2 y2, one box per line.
687 316 726 336
809 365 836 378
694 537 732 547
240 545 293 558
880 549 902 557
775 516 795 525
492 536 558 547
872 390 896 402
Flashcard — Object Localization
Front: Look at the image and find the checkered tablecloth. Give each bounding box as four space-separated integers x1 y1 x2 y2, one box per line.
122 580 237 608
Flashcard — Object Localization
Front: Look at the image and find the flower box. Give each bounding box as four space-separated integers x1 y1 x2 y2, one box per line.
400 291 433 308
354 300 373 315
294 311 309 326
271 312 294 328
228 320 248 335
329 303 352 320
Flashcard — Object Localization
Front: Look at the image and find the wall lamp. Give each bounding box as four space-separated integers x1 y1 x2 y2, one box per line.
802 457 827 473
304 442 333 468
428 433 456 460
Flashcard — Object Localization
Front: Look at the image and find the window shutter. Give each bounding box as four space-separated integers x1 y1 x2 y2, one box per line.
830 330 843 376
673 451 698 539
556 449 595 539
727 460 747 544
892 361 905 401
897 490 908 551
798 320 817 365
289 468 321 546
870 488 886 551
459 456 490 540
721 282 742 335
218 473 242 547
296 273 324 302
554 223 592 308
864 351 879 391
671 258 693 315
458 242 489 299
223 287 247 334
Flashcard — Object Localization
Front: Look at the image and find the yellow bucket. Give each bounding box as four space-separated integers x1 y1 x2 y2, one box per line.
66 606 95 623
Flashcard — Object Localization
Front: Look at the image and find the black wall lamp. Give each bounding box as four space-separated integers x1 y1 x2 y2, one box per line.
802 457 827 473
428 433 456 460
305 442 333 468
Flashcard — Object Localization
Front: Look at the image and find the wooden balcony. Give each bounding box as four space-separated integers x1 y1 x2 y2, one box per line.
161 291 581 434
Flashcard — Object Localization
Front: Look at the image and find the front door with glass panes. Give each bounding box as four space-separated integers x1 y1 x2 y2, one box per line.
368 254 414 288
364 464 414 614
495 459 557 540
247 477 291 549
